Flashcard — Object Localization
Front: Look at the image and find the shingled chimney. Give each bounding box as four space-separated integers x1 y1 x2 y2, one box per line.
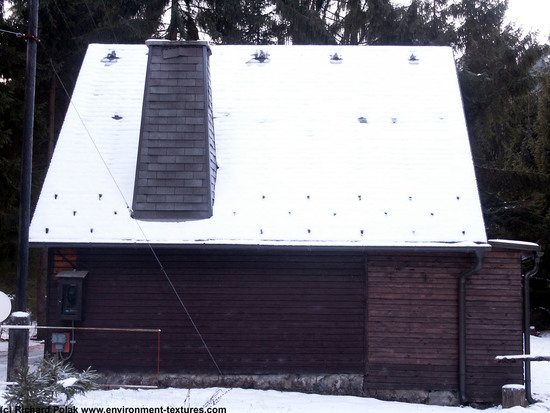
132 40 217 220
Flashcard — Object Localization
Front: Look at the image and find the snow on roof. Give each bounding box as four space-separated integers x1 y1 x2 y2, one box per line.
29 43 488 247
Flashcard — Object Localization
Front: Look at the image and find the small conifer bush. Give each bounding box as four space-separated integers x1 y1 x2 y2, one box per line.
3 355 98 408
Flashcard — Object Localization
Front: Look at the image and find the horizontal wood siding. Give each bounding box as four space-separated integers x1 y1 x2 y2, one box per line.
465 248 524 403
364 249 524 404
365 251 471 392
46 246 524 404
47 247 365 374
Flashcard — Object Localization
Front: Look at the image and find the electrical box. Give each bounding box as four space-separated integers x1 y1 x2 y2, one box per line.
51 332 70 353
56 270 88 321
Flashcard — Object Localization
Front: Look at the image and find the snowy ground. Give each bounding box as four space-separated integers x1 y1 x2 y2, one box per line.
1 332 550 412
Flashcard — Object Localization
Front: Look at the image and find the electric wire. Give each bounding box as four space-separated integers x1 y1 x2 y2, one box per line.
51 0 77 41
0 27 38 40
30 37 224 378
3 27 229 408
0 27 24 37
143 241 224 376
82 0 98 32
99 0 118 43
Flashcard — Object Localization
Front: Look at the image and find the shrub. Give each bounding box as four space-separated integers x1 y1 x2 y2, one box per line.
3 355 98 408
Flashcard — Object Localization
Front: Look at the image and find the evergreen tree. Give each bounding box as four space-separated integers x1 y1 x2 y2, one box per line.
197 0 281 44
3 356 97 408
0 6 32 273
273 0 336 44
0 0 167 301
449 0 550 284
534 64 550 174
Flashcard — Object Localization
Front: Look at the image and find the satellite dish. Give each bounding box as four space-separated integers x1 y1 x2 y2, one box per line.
0 291 12 323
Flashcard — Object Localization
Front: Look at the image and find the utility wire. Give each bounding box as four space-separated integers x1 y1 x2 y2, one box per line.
99 0 118 43
0 27 39 41
0 27 24 36
143 240 223 376
82 0 98 31
28 35 224 378
51 0 77 41
2 26 228 407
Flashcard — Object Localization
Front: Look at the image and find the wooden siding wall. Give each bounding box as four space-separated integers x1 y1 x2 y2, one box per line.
465 248 524 403
47 247 365 374
364 249 524 403
365 251 468 392
47 247 524 403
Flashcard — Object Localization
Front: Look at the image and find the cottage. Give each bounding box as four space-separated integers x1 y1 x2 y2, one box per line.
29 41 540 405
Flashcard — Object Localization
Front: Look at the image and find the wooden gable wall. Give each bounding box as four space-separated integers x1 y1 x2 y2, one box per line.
46 246 524 403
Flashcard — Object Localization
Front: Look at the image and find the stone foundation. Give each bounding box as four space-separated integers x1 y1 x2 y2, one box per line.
95 372 459 406
363 388 458 406
97 373 363 396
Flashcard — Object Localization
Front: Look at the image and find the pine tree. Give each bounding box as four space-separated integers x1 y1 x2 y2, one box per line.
273 0 336 44
197 0 280 44
3 356 98 408
534 64 550 174
0 8 28 269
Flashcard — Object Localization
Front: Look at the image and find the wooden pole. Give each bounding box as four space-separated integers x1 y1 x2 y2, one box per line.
7 0 39 381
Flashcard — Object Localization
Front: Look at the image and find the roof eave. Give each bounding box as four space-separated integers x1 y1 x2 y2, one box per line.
30 240 492 253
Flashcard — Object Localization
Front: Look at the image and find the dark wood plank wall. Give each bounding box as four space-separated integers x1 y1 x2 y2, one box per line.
465 248 524 403
48 247 366 374
364 249 524 402
47 246 524 403
365 251 470 392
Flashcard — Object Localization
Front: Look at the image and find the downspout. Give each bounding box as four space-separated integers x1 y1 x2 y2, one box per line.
524 251 543 404
458 249 485 405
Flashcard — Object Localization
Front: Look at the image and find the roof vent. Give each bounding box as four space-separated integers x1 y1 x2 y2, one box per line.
358 117 368 124
248 50 270 64
330 53 343 64
408 53 419 64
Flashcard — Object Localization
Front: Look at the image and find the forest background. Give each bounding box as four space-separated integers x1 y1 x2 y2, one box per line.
0 0 549 327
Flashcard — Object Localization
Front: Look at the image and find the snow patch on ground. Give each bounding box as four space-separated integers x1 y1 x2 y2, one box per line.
1 333 549 412
531 332 550 404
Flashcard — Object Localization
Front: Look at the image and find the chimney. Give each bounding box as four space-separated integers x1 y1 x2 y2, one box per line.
132 40 217 220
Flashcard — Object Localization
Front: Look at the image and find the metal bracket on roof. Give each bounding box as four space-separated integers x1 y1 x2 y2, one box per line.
101 50 120 66
408 53 419 64
330 53 343 64
247 50 270 64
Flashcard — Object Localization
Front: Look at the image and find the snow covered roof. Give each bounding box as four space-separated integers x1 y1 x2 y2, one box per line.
29 43 488 248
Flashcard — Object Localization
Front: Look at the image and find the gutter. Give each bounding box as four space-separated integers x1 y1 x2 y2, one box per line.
458 248 485 405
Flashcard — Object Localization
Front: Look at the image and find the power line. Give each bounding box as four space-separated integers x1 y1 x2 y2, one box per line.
5 19 224 378
82 0 98 31
0 27 39 41
40 44 224 378
51 0 78 41
4 15 229 407
99 0 118 43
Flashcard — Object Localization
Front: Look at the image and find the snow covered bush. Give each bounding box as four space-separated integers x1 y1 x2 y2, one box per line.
3 356 98 408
